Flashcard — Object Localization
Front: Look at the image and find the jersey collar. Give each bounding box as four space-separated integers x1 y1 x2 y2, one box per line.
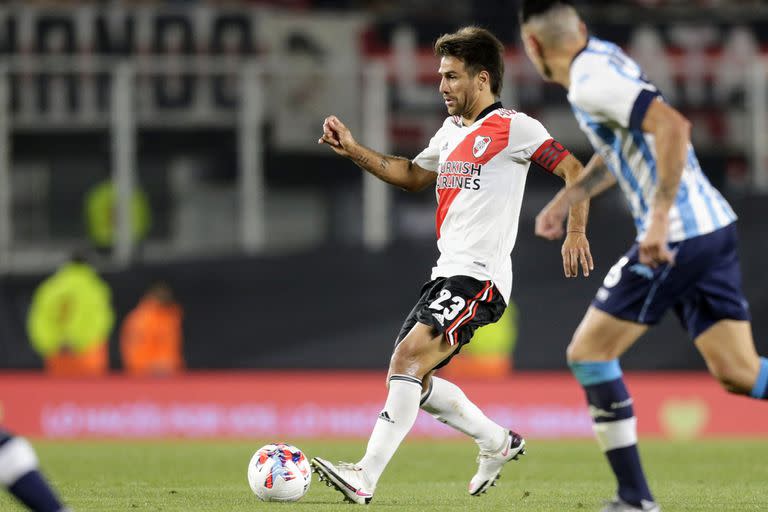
469 101 502 125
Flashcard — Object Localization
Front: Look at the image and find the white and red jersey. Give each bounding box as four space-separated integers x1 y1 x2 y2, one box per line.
413 103 569 303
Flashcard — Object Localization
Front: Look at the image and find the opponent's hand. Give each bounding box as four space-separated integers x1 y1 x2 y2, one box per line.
535 192 569 240
639 214 675 267
318 115 357 157
561 232 593 278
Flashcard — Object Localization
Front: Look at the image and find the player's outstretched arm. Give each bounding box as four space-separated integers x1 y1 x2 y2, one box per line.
535 153 616 240
318 115 436 192
551 153 594 278
639 98 690 267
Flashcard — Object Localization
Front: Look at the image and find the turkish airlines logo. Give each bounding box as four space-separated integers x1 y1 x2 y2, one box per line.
472 136 491 158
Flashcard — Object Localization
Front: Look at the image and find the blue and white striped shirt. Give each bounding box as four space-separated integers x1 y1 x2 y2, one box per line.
568 37 736 242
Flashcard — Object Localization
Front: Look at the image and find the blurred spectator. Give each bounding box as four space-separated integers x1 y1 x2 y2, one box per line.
84 180 152 254
120 282 184 376
26 255 115 377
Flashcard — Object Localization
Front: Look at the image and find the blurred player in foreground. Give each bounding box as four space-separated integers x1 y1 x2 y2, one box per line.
520 1 768 511
310 26 593 504
0 428 69 511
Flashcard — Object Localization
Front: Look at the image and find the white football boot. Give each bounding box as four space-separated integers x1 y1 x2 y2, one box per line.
468 429 526 496
311 457 374 505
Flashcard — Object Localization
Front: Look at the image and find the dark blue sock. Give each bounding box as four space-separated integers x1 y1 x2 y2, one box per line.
0 433 64 512
9 470 64 512
571 361 654 506
750 357 768 399
604 445 653 506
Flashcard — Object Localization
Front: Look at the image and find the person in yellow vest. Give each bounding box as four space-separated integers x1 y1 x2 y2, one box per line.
442 301 518 379
26 255 115 377
84 180 152 252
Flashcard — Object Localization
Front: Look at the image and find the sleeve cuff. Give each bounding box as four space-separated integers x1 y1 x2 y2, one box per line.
628 89 660 131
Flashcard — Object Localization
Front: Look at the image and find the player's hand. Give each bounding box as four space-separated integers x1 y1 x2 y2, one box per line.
561 232 593 278
318 115 357 157
535 191 569 240
639 212 674 267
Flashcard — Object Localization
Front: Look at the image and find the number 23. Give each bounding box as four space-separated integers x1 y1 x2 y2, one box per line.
428 289 466 321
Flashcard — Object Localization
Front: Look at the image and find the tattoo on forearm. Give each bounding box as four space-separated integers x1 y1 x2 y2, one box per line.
579 161 610 194
348 147 416 188
654 181 678 204
350 148 391 175
652 123 687 208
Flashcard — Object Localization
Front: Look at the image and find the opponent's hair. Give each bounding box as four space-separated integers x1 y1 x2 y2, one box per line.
518 0 582 48
519 0 575 24
434 26 505 97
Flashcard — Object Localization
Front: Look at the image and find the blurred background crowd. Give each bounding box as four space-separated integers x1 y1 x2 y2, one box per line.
0 0 766 375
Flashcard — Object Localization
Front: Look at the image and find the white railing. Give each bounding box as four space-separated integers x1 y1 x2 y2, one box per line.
111 62 137 267
0 56 391 273
361 60 390 251
238 62 266 255
0 48 765 273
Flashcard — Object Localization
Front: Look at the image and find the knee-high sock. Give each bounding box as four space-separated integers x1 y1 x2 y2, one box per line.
570 360 654 507
420 376 506 452
0 435 65 512
357 375 422 488
750 357 768 398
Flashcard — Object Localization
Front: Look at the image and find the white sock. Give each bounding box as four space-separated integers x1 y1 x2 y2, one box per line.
357 375 422 488
420 376 506 452
0 437 38 486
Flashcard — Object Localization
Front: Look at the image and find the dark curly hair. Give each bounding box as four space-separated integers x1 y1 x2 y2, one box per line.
434 26 505 97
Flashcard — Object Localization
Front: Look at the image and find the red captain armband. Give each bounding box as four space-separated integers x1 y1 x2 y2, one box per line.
530 138 570 173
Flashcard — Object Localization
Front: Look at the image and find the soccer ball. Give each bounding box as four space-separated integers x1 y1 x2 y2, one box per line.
247 443 311 502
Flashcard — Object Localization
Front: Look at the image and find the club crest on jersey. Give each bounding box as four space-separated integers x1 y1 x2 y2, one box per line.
472 136 491 158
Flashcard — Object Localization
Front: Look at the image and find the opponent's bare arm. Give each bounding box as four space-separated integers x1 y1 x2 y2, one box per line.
639 97 691 267
535 153 616 240
319 115 436 192
550 154 594 277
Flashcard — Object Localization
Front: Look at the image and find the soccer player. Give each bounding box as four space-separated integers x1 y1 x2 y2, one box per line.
519 2 768 511
0 428 69 511
311 26 594 504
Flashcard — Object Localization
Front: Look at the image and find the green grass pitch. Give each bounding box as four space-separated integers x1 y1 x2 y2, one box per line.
2 439 767 511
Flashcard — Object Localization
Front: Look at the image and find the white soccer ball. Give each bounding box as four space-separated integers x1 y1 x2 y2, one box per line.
247 443 311 502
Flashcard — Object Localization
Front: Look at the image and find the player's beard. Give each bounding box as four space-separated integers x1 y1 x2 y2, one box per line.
445 97 463 116
449 91 476 119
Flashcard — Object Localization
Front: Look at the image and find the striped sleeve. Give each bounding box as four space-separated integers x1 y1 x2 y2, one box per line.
570 59 659 130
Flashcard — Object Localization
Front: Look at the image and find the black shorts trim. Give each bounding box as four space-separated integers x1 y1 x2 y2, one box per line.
394 276 506 371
